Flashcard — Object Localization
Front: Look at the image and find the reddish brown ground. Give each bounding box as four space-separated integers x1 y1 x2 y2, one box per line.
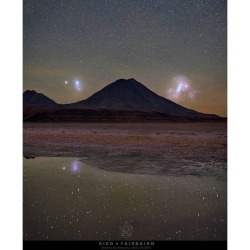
24 122 227 179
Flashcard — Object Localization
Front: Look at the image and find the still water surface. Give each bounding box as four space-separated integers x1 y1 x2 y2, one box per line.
23 157 226 240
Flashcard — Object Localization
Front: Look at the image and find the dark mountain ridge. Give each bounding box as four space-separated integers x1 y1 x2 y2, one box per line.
23 90 57 108
23 78 223 122
71 78 205 117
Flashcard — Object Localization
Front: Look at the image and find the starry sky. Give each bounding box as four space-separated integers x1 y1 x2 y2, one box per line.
24 0 227 116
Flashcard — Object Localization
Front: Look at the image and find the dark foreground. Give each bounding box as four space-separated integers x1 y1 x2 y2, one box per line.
23 122 227 241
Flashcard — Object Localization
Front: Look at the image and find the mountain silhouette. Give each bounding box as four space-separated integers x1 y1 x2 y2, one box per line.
70 78 215 117
23 90 57 107
23 79 222 122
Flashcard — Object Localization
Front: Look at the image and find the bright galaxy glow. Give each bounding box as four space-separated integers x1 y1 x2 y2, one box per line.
64 81 68 84
23 1 227 116
71 160 81 173
74 79 83 92
167 76 196 101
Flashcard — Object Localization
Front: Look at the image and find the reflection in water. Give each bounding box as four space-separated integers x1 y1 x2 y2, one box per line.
23 157 227 241
71 160 81 173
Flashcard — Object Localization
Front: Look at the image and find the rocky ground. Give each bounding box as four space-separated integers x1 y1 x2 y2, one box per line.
23 122 227 180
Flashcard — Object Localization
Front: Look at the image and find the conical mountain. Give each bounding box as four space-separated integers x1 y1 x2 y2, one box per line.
23 79 221 122
72 78 206 117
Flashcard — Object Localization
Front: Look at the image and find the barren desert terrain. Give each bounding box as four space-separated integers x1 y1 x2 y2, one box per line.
24 122 227 180
23 122 227 240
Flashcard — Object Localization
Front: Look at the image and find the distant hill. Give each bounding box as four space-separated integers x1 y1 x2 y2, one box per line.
23 79 223 122
23 90 57 108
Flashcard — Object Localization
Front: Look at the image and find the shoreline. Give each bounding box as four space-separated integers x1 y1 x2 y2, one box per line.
24 122 227 180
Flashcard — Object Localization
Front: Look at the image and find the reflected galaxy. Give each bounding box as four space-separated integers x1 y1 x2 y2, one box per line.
23 0 227 243
71 160 81 173
23 157 227 240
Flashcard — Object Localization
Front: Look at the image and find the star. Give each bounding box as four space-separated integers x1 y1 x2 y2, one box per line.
24 0 227 115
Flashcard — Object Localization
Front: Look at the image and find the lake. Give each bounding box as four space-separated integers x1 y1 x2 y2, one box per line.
23 156 226 240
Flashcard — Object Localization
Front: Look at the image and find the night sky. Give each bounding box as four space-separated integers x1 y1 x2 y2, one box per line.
24 0 227 116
